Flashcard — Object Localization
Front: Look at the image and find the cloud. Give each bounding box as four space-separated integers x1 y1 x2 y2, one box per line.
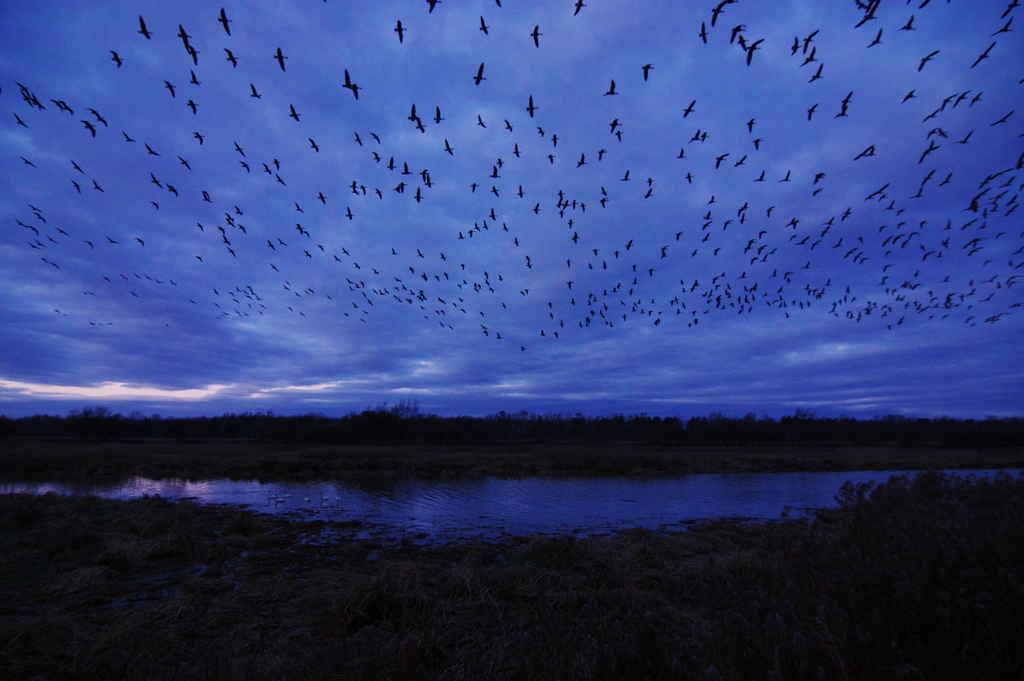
0 1 1021 420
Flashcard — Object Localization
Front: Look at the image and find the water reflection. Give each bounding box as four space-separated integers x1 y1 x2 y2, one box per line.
2 470 1017 541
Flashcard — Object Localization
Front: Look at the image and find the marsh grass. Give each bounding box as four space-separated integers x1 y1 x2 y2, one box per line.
2 438 1022 481
2 471 1023 679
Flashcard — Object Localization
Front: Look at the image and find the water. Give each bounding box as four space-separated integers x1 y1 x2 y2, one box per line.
2 470 1017 542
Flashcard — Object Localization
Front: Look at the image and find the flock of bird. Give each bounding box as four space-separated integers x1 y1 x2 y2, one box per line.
5 0 1024 358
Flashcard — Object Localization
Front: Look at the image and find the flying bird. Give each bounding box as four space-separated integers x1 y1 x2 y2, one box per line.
854 145 876 160
343 69 361 99
474 62 486 84
274 47 288 71
745 39 764 65
918 50 940 71
218 7 232 35
138 16 152 39
971 42 996 68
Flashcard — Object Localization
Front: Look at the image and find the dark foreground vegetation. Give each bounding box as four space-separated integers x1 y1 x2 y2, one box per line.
2 471 1022 680
3 404 1024 448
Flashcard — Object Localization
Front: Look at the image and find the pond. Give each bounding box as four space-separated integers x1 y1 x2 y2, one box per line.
2 469 1017 542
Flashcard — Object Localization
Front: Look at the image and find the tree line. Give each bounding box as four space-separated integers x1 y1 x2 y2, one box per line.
0 402 1021 447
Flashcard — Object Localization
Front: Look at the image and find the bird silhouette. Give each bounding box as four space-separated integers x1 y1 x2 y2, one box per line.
218 7 232 35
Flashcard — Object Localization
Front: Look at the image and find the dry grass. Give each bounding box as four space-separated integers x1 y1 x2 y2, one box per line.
2 471 1023 679
1 437 1022 481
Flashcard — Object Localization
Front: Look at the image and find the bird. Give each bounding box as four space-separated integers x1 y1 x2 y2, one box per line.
110 51 122 67
138 16 152 39
343 69 360 99
854 145 876 160
225 49 238 67
474 62 486 84
745 39 764 65
274 47 288 71
971 42 996 68
395 20 406 42
992 16 1013 36
531 25 542 47
479 16 489 35
604 80 618 96
918 50 940 71
526 95 537 117
218 7 232 35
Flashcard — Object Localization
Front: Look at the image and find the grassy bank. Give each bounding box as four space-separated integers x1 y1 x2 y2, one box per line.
2 438 1023 480
1 471 1022 679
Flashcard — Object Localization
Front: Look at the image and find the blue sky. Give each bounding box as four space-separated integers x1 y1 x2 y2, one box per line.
1 0 1022 419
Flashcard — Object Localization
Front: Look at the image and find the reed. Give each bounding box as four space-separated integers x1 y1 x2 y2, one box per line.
1 471 1022 679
